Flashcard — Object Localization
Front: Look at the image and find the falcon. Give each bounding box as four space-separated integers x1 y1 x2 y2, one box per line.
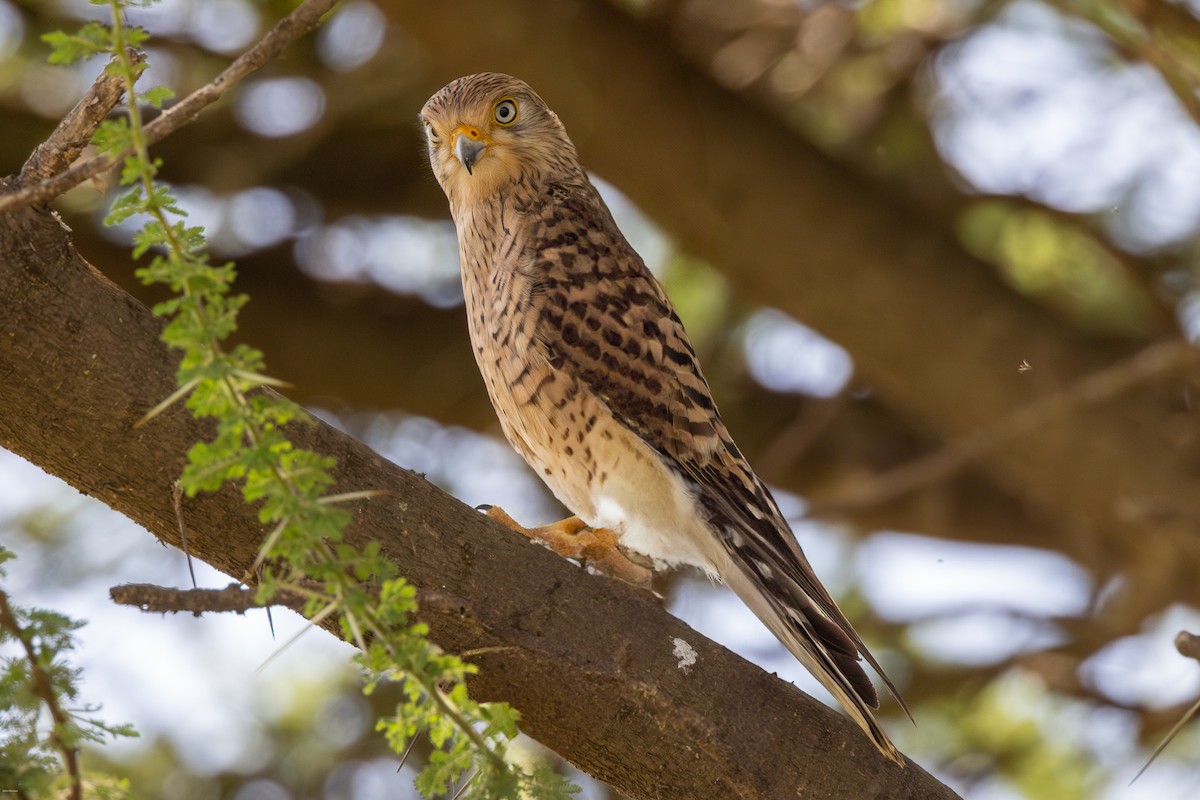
420 72 909 764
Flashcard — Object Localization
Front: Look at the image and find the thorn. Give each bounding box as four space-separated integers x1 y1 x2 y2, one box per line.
1131 696 1200 783
318 489 390 504
173 481 197 589
1134 632 1200 782
396 729 423 773
133 375 200 429
449 770 478 800
259 564 275 639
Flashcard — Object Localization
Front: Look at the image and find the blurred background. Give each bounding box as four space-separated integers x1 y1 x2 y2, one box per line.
3 0 1200 797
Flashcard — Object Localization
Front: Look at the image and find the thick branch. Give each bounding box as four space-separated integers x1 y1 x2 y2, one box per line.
0 196 957 800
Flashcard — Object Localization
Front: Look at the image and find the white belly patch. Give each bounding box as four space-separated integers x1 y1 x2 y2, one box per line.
583 431 721 577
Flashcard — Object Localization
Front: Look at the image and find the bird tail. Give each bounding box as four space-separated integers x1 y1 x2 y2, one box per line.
723 564 906 766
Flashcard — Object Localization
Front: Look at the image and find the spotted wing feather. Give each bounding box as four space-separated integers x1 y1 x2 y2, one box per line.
521 177 906 729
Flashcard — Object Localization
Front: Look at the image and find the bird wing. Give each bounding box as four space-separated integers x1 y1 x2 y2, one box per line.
522 181 909 727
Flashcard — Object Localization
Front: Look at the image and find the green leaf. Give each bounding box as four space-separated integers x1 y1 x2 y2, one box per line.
104 187 145 226
125 25 151 50
92 117 133 157
42 22 112 65
0 572 136 795
140 85 175 109
480 702 521 740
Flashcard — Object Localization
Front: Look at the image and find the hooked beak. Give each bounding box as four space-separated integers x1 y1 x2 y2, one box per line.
453 126 488 175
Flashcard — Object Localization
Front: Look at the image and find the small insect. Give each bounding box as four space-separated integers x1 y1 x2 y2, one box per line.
1018 359 1032 373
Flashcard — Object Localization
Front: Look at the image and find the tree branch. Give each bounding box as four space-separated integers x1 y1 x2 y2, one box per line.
0 190 958 800
18 50 138 186
108 582 304 615
0 0 338 211
1177 630 1200 662
807 338 1199 515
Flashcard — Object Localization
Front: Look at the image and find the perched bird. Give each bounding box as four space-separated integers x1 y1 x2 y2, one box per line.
421 72 909 764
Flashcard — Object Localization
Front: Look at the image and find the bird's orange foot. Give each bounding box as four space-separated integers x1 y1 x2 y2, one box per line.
481 505 654 588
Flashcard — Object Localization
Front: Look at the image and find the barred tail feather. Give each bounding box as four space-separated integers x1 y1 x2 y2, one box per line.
723 565 906 766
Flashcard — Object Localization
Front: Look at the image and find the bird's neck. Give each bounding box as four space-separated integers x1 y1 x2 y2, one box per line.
449 184 524 226
450 167 591 309
453 188 524 302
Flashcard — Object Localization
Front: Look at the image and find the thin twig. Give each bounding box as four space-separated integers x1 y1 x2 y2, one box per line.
755 388 851 480
0 0 339 214
109 581 306 614
1176 630 1200 661
808 339 1199 515
0 590 82 800
18 50 141 186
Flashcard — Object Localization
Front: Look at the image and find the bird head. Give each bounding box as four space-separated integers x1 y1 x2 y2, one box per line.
420 73 579 209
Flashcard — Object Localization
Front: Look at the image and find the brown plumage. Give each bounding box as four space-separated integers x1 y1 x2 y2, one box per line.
421 72 909 764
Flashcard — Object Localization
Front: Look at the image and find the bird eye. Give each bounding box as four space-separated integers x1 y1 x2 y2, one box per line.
425 122 440 143
492 98 518 126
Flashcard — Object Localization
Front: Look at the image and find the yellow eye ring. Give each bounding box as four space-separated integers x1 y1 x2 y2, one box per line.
492 97 518 126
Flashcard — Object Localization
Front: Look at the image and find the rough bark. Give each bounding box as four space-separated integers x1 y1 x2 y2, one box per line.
0 193 960 798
